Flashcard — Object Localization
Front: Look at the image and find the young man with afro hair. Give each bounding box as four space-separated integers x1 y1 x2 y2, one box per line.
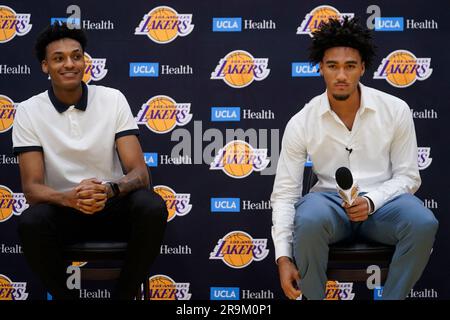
271 17 438 300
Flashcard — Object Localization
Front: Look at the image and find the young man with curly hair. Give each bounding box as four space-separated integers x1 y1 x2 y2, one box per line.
271 17 438 300
12 22 168 300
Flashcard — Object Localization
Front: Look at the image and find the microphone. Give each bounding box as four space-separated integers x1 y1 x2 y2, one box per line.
335 167 359 206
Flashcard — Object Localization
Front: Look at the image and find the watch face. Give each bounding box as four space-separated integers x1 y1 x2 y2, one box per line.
111 182 120 196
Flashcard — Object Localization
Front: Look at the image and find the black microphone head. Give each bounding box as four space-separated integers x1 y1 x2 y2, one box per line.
335 167 353 190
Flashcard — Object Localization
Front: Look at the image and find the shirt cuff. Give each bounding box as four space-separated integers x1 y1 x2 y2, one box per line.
12 146 43 156
362 195 374 214
274 242 293 263
115 129 140 140
364 190 385 213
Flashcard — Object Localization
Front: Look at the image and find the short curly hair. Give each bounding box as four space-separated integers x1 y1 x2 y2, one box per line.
309 17 376 68
35 22 87 63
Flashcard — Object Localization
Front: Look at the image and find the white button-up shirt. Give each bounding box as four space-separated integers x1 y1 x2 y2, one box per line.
271 83 421 261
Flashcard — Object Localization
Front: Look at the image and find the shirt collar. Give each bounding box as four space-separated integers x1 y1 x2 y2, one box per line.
318 82 377 116
48 82 88 113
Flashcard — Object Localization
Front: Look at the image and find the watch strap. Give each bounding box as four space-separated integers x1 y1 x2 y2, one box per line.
107 182 120 197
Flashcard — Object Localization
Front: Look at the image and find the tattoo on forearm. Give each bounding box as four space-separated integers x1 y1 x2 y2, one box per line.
117 168 148 195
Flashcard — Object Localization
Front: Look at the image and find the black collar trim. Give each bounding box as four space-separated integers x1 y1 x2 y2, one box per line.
48 82 88 113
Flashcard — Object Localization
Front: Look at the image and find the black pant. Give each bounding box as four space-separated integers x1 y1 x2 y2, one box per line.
17 188 168 300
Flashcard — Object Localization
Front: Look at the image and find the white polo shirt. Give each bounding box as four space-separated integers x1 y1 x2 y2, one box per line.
12 82 139 192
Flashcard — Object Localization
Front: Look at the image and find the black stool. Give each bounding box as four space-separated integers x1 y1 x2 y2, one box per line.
62 241 150 300
327 241 394 282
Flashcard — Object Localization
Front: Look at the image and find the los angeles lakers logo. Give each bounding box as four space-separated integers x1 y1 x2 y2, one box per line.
136 95 192 134
418 147 432 170
0 274 28 300
298 281 355 300
374 50 432 88
71 261 87 268
210 140 270 178
209 231 269 269
296 5 354 37
153 185 192 222
148 274 191 300
0 95 16 133
135 6 194 44
83 52 108 84
0 185 29 223
211 50 270 88
0 6 32 44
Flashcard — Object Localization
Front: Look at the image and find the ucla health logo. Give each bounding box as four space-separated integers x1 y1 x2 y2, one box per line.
212 18 242 32
211 107 240 122
210 140 270 178
136 95 192 134
135 6 194 44
210 287 240 300
210 231 269 269
374 50 432 88
83 52 108 84
211 50 270 88
0 185 29 223
0 274 28 300
0 95 16 133
153 185 192 222
148 275 191 300
297 5 354 37
129 62 159 77
0 6 32 43
374 17 404 31
374 286 383 300
418 147 432 170
292 63 320 77
144 153 158 167
211 198 240 212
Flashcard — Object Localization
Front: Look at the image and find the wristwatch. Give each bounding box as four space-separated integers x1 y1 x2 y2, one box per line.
107 182 120 198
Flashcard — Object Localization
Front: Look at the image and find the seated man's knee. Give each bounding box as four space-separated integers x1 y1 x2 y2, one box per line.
151 192 169 223
295 193 331 224
294 210 329 241
17 204 54 239
414 211 439 239
129 189 168 223
397 197 439 240
296 214 328 230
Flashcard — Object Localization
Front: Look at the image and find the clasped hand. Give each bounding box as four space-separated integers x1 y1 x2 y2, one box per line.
67 178 108 214
342 196 370 222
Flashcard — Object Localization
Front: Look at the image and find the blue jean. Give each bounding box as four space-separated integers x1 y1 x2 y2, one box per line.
293 192 438 300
